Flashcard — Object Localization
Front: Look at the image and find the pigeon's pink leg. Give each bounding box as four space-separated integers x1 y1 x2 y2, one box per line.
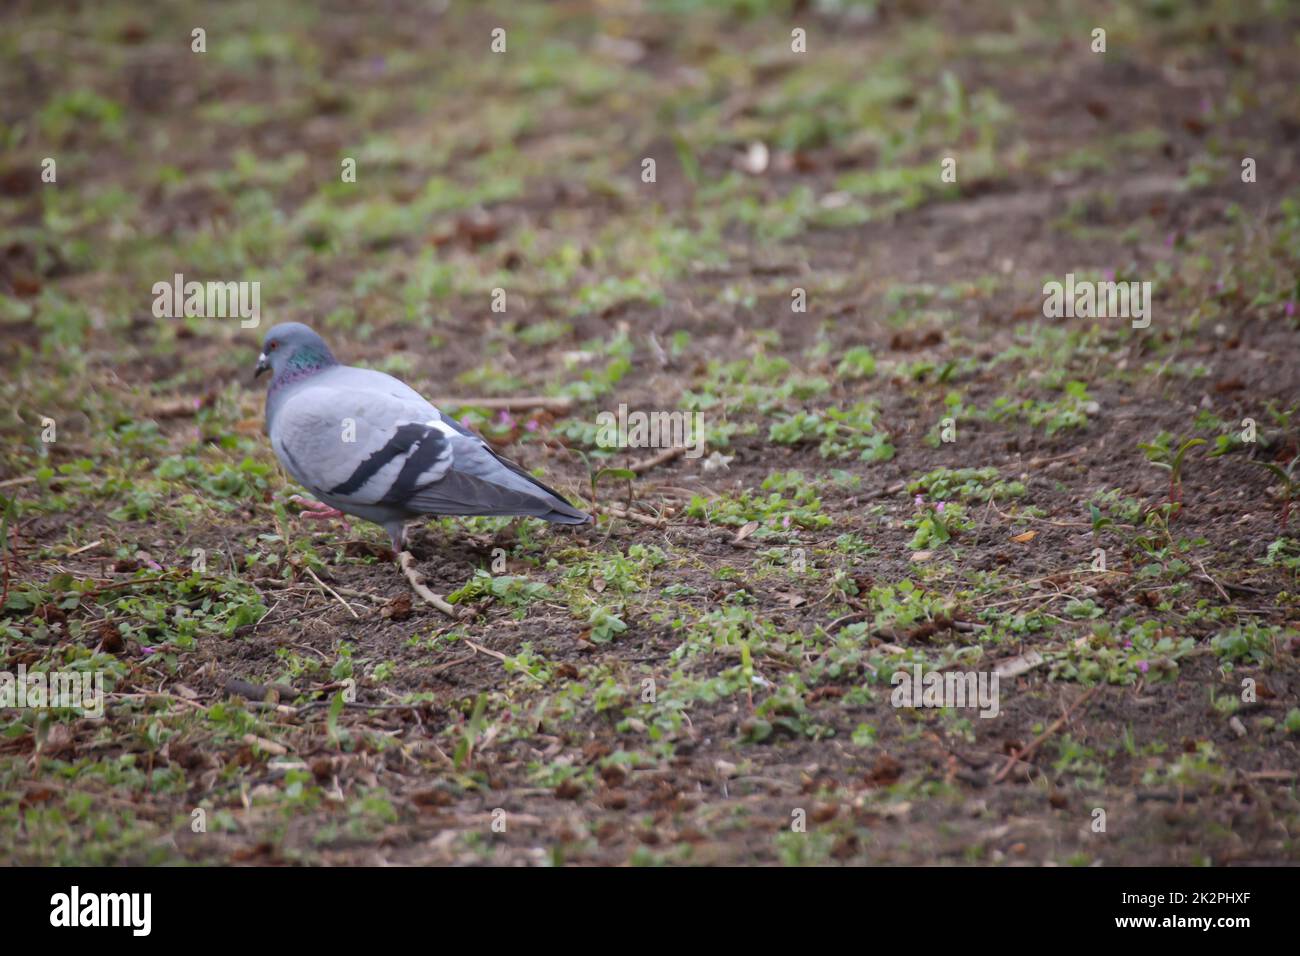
289 495 343 517
288 495 352 533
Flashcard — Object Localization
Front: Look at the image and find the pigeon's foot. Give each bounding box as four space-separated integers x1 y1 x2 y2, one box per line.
288 495 352 532
289 494 342 516
384 520 409 554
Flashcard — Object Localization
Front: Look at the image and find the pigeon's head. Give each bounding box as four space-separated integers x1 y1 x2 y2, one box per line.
255 322 337 382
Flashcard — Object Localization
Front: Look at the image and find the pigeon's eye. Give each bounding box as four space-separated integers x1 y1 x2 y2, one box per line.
268 342 278 351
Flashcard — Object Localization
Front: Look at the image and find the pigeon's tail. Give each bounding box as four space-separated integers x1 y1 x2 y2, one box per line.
538 500 593 525
404 459 593 524
505 468 592 524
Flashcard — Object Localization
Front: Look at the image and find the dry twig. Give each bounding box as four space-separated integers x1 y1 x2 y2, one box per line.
303 565 359 618
993 685 1102 783
398 551 464 619
592 504 668 528
629 446 687 474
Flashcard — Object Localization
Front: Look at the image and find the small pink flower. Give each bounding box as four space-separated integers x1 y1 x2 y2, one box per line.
496 411 515 428
1123 639 1133 648
1137 660 1149 673
1165 232 1176 248
935 501 946 514
1286 301 1296 317
1105 269 1115 282
782 515 791 529
914 494 924 508
525 419 539 432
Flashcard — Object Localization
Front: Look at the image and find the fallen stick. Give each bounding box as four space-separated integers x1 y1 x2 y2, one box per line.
464 640 506 663
1025 447 1087 469
432 396 574 412
330 584 382 602
398 551 464 619
993 684 1101 784
826 611 870 632
654 484 719 500
461 639 547 682
1190 555 1230 603
867 481 907 500
990 501 1091 528
303 565 359 619
629 446 686 474
242 733 288 756
428 651 478 675
593 504 667 528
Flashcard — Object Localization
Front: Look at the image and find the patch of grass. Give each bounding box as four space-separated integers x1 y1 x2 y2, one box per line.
768 403 894 461
907 467 1025 502
987 381 1095 435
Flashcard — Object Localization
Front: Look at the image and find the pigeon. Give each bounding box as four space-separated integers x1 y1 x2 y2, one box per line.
255 322 591 551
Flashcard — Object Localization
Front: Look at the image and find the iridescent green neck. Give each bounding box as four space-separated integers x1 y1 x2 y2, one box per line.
271 346 336 392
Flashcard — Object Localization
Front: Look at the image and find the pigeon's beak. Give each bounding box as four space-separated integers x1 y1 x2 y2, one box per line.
254 353 270 380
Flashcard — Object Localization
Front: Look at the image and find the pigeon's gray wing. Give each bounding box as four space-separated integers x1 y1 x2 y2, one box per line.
271 377 589 523
270 382 453 509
